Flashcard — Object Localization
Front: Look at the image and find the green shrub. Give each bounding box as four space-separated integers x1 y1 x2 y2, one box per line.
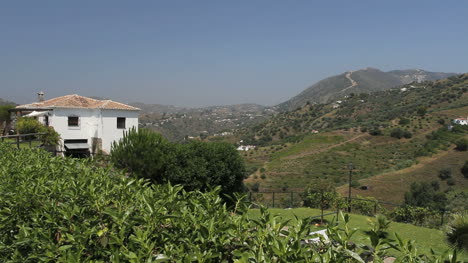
111 128 246 200
462 161 468 179
446 178 456 186
16 117 43 139
391 205 438 226
303 180 340 209
111 128 174 183
404 181 447 211
417 106 427 116
16 117 60 145
445 212 468 251
399 118 410 125
390 128 412 139
439 168 453 180
251 182 260 192
455 138 468 151
368 127 382 136
351 195 383 216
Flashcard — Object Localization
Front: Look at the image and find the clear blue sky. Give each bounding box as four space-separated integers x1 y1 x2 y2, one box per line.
1 1 467 107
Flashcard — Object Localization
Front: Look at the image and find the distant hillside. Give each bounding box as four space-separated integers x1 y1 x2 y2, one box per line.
278 68 457 111
0 98 16 106
238 74 468 195
137 103 277 141
131 102 268 115
388 69 456 84
129 102 189 114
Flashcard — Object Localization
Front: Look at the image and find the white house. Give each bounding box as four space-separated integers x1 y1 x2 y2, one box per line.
453 117 468 126
13 93 140 155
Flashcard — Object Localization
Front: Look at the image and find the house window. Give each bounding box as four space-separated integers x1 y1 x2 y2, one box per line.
68 116 79 127
117 117 126 129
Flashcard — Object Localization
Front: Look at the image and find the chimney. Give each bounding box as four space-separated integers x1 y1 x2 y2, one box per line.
37 91 45 102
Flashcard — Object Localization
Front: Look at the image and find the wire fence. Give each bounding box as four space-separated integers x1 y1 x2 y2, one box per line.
248 191 400 211
248 191 450 227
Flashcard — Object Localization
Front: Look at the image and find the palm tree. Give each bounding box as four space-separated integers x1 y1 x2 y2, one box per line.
445 212 468 251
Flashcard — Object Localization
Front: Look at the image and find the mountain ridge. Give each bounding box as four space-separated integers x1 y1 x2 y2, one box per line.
277 68 457 111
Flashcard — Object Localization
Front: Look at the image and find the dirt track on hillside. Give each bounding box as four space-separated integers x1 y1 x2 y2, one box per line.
285 133 369 160
340 71 358 93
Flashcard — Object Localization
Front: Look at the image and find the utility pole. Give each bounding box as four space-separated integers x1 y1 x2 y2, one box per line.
348 162 354 213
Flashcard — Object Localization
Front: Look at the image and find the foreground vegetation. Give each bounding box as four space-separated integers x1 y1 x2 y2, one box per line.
248 208 468 260
0 143 466 262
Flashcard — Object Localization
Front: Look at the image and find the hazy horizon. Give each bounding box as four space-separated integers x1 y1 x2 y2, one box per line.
2 1 468 107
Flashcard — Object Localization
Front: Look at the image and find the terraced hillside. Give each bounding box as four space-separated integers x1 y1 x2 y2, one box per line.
240 74 468 199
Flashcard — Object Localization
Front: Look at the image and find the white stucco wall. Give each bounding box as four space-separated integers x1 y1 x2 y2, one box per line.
48 108 139 153
101 109 139 152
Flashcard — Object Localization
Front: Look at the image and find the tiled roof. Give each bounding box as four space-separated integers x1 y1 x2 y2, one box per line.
16 94 140 111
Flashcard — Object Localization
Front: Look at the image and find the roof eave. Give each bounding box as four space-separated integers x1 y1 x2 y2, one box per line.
10 107 54 112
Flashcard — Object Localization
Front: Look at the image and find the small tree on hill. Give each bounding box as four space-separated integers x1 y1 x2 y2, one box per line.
417 106 427 116
461 161 468 179
369 127 382 136
404 181 447 211
455 138 468 151
390 128 412 139
303 179 342 222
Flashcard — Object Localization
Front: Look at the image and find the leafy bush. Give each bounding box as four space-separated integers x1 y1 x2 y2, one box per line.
16 117 43 137
447 178 456 186
404 181 447 211
390 128 412 139
455 138 468 151
462 161 468 179
350 195 383 216
111 128 246 200
303 180 341 210
39 126 60 146
391 205 438 226
368 127 382 136
111 128 174 183
416 106 427 116
399 118 410 125
445 212 468 251
16 117 60 145
250 182 260 192
439 168 453 180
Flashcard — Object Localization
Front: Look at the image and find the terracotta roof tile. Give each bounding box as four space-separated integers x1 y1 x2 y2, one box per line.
16 94 140 111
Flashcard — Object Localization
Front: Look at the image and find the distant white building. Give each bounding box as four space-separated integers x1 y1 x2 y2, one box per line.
453 117 468 126
237 145 256 151
13 93 140 155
